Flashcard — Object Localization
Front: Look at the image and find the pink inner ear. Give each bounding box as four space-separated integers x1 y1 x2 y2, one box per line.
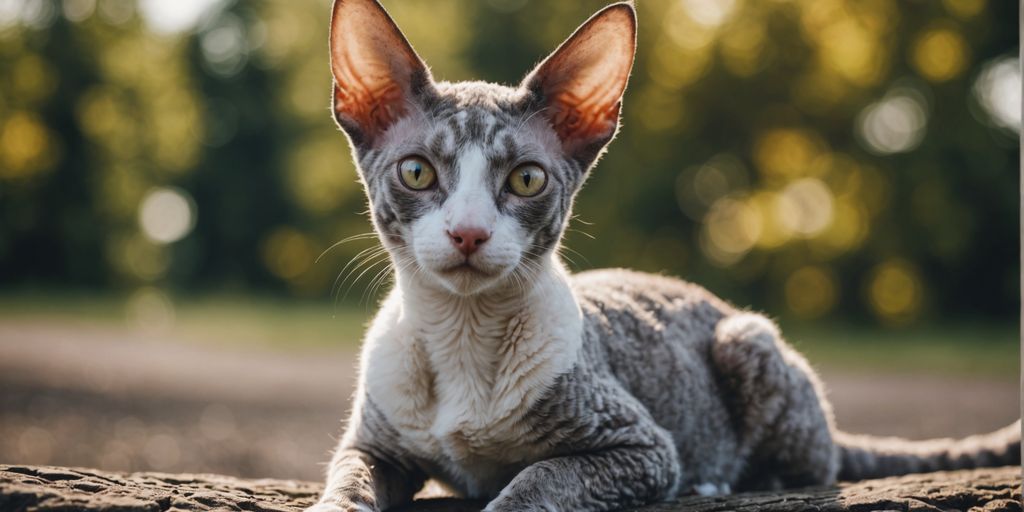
549 84 623 148
524 3 635 152
329 0 426 143
333 79 405 141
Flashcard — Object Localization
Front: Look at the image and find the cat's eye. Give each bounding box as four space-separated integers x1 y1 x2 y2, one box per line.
398 156 437 190
506 164 547 197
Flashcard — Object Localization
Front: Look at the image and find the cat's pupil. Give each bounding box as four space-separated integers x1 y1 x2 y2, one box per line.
413 165 421 181
521 171 531 186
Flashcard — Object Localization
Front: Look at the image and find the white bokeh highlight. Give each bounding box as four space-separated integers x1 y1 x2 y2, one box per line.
137 0 223 34
857 89 929 155
138 187 196 244
973 56 1021 133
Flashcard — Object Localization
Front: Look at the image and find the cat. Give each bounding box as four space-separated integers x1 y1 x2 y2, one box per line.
308 1 1021 511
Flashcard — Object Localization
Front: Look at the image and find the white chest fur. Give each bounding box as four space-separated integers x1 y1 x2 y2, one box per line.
360 264 582 496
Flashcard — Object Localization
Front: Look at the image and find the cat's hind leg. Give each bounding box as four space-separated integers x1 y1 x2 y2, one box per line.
711 313 839 490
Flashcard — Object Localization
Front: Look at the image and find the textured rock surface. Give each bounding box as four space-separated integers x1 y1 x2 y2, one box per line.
0 464 1020 512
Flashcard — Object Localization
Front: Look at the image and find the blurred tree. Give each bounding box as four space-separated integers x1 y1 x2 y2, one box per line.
0 0 1017 325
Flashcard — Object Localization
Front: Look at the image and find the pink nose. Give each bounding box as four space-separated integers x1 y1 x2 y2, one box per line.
448 226 491 256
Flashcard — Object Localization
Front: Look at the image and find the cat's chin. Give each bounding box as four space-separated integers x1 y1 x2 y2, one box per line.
427 263 509 296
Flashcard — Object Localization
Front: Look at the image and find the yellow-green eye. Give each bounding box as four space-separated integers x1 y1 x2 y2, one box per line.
506 165 547 197
398 157 437 190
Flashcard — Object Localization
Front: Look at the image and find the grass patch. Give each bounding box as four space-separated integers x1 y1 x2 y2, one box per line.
784 322 1018 377
0 291 371 350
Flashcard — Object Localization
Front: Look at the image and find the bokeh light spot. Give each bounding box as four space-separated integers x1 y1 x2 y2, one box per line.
200 13 249 77
138 0 223 34
942 0 985 19
701 196 762 266
856 88 928 155
676 154 749 220
867 259 923 323
753 128 826 180
62 0 95 22
749 191 790 250
678 0 737 29
911 26 968 82
720 18 766 77
775 178 835 237
785 266 838 318
0 110 57 179
138 187 197 244
287 135 355 215
973 55 1021 133
261 227 315 281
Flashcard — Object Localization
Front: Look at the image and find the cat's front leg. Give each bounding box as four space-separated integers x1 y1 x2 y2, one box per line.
309 447 424 512
484 438 681 512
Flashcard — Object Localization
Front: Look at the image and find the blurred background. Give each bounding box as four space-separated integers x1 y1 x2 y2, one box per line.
0 0 1019 483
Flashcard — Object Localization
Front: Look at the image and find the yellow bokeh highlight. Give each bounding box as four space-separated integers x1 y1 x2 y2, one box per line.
802 0 894 89
635 85 686 133
866 259 923 323
262 227 315 281
148 87 201 174
663 2 717 52
810 196 869 259
287 58 330 121
942 0 985 18
785 266 838 318
10 54 57 104
753 128 827 181
818 19 886 87
287 134 357 216
775 178 835 238
720 18 766 77
0 111 58 180
849 0 901 35
701 196 762 266
911 26 969 82
748 191 790 250
76 87 142 160
648 37 712 92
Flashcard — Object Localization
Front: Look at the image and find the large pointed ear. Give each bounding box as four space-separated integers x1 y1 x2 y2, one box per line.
329 0 432 147
521 2 636 160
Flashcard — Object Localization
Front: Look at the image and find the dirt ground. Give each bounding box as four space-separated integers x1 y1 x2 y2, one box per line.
0 320 1018 482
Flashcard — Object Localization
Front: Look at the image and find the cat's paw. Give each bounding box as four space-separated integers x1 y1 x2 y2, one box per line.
306 503 375 512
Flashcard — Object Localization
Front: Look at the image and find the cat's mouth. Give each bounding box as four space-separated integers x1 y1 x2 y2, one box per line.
441 261 495 277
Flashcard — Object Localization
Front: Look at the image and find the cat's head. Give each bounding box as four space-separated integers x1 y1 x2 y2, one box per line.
329 0 636 296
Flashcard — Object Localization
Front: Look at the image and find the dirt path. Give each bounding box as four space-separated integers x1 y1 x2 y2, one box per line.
0 321 1017 481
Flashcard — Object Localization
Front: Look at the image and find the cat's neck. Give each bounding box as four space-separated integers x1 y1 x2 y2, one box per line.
391 254 580 349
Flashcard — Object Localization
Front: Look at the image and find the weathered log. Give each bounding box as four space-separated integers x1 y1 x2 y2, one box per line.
0 464 1019 512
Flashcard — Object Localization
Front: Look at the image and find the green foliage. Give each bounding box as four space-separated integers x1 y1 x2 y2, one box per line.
0 0 1018 326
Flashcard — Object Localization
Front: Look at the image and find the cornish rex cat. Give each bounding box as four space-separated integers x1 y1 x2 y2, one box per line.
309 1 1021 511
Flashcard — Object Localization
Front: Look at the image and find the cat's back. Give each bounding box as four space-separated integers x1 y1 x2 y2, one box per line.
571 268 735 341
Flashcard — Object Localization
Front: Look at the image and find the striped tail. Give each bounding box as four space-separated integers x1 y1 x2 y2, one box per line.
836 420 1021 481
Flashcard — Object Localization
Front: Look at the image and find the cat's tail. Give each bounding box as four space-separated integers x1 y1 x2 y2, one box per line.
835 419 1021 481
